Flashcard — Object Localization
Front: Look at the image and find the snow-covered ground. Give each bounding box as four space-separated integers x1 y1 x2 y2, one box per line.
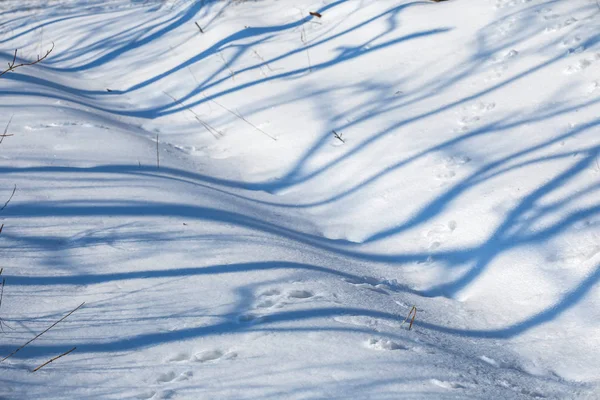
1 0 599 398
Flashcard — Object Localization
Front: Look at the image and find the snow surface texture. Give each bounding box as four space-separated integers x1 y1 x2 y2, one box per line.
0 0 599 398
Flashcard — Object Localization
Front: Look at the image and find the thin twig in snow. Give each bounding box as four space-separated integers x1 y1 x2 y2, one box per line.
0 115 14 146
333 130 345 143
0 268 7 333
0 42 54 78
163 91 223 139
0 276 9 333
32 347 77 372
1 185 16 211
299 11 312 73
208 97 277 141
252 49 280 75
1 302 85 363
156 134 160 169
218 51 235 81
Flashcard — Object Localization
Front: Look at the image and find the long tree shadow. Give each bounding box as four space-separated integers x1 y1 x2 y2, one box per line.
1 0 599 366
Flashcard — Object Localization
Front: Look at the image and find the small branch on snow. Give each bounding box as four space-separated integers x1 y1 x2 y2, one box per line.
156 134 160 169
401 305 418 331
1 302 85 363
162 91 223 139
0 42 54 78
0 269 8 333
1 185 16 211
218 51 235 81
332 130 345 143
32 347 77 372
0 115 14 146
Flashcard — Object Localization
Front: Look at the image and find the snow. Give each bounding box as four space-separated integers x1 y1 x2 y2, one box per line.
0 0 599 398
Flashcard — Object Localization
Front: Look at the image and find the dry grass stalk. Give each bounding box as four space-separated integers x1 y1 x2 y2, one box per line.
1 185 16 211
401 305 417 331
218 51 235 81
163 91 223 139
32 347 76 372
1 302 85 363
208 97 276 141
1 115 14 146
156 134 160 169
0 268 8 333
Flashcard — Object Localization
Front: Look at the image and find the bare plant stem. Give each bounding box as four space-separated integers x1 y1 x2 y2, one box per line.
409 308 417 330
0 42 55 78
1 185 16 211
0 275 8 333
209 97 277 141
333 130 345 143
252 49 279 74
32 347 77 372
1 115 14 146
162 91 223 139
218 51 235 81
401 306 417 330
156 134 160 169
299 12 312 73
1 302 85 363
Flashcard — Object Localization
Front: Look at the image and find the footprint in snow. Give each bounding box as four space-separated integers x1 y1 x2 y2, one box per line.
237 313 263 323
156 371 177 384
287 289 314 299
194 349 237 362
366 338 408 351
564 53 600 74
167 352 190 363
424 220 457 251
343 276 391 295
430 379 467 390
545 17 578 33
169 349 236 363
137 390 175 400
136 391 157 400
253 288 315 309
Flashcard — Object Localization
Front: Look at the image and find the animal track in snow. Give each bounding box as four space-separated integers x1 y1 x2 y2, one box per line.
287 289 314 299
334 315 402 330
485 50 518 81
424 220 457 251
433 153 472 184
168 349 236 364
167 352 190 363
545 17 578 33
455 102 496 131
343 276 395 295
564 53 600 74
252 287 316 310
366 337 408 351
138 389 175 400
480 355 500 367
237 313 263 323
156 371 177 384
194 349 237 363
494 0 532 9
136 391 158 400
430 379 467 389
560 35 584 54
25 121 110 131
